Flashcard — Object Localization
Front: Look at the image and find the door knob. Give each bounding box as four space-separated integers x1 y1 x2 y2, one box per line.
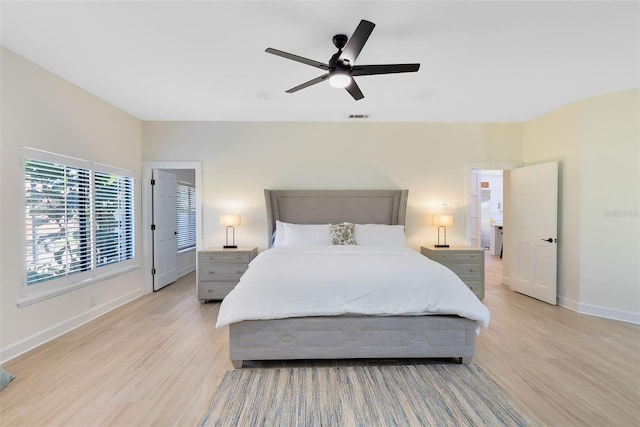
541 238 554 243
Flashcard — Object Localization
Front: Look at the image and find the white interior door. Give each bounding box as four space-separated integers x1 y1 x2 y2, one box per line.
469 169 481 248
510 161 558 304
152 169 178 291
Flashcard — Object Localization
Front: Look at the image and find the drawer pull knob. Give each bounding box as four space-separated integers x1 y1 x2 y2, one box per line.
209 271 215 275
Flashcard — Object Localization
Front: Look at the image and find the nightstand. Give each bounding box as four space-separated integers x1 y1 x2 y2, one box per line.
420 246 485 300
197 247 258 303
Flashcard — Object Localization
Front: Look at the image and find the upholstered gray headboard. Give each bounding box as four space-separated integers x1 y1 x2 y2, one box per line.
264 189 409 247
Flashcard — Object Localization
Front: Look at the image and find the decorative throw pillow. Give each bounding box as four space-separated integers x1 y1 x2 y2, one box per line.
0 366 15 392
329 223 356 245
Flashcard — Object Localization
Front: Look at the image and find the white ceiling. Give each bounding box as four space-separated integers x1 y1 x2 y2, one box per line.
2 1 638 122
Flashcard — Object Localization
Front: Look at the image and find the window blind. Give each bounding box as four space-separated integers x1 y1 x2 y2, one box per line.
25 158 92 284
176 183 196 250
94 171 135 267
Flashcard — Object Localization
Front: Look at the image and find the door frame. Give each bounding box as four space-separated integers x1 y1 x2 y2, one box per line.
142 161 202 295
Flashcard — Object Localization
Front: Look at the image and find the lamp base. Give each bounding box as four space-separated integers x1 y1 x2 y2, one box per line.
434 244 450 248
223 245 238 249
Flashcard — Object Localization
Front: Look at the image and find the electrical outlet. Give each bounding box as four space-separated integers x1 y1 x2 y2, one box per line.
90 295 96 307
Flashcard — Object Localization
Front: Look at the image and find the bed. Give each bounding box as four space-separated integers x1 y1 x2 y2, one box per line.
217 189 490 368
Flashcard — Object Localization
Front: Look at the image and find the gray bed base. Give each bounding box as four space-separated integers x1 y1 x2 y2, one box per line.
227 189 478 368
229 315 477 368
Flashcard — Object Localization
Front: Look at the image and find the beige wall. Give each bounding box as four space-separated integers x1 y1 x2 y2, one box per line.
579 89 639 318
523 88 639 321
142 121 523 251
0 48 144 361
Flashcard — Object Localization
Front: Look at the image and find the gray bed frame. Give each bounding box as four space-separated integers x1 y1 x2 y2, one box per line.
228 189 477 368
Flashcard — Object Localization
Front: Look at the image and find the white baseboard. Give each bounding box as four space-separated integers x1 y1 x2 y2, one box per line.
505 286 638 325
559 295 638 324
558 295 580 312
0 289 144 364
578 302 640 325
177 265 195 279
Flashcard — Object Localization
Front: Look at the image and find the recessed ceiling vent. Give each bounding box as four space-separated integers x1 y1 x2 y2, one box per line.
348 114 370 119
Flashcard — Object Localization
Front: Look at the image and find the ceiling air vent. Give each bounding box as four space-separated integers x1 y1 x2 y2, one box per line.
348 114 370 119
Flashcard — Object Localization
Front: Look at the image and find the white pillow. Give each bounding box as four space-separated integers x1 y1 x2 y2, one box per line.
274 220 330 247
354 224 406 246
272 220 286 247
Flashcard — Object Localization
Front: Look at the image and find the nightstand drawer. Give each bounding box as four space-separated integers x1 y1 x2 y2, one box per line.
200 282 237 299
432 251 483 262
200 265 247 280
445 262 483 278
199 252 251 264
464 281 484 299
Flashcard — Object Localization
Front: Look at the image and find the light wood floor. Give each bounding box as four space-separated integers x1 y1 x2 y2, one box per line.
1 254 639 426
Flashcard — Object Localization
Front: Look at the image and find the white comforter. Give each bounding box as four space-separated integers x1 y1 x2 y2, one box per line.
216 246 490 330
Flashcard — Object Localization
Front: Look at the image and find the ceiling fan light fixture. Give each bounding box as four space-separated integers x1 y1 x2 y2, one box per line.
329 69 351 88
266 19 420 100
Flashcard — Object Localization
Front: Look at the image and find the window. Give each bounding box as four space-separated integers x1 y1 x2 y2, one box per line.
176 182 196 251
22 147 135 300
94 170 135 266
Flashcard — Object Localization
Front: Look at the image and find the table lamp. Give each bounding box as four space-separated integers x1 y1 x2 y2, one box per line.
220 214 241 249
433 214 453 248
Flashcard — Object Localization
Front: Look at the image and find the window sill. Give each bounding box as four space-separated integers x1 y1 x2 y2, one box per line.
17 264 140 308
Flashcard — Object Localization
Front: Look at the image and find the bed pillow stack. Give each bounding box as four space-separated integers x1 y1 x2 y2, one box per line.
273 220 406 247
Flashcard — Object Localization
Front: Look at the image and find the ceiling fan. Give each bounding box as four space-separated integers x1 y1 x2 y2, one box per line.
265 20 420 100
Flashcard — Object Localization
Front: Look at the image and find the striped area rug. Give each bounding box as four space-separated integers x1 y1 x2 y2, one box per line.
199 364 541 426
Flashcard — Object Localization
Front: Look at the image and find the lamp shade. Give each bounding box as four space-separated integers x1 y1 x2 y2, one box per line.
432 214 454 227
220 214 241 227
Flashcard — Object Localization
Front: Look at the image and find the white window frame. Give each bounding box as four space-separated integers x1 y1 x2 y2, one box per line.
19 147 138 306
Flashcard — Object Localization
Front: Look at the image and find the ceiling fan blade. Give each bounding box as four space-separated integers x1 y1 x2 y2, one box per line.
345 79 364 100
352 63 421 76
265 48 329 70
285 74 330 93
339 20 375 65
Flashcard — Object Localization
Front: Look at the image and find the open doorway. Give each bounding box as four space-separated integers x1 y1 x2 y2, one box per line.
466 163 519 252
151 168 197 291
479 170 503 255
469 168 504 255
142 161 202 295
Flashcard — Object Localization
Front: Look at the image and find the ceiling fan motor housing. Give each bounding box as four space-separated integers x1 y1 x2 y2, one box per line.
332 34 348 50
330 35 351 69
